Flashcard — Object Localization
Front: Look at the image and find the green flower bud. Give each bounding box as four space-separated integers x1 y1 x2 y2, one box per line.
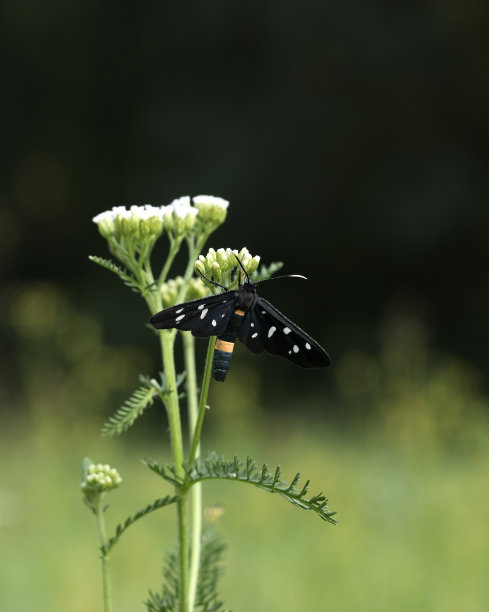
186 277 209 301
93 205 167 268
196 246 262 289
92 211 116 239
164 196 199 239
160 277 180 307
81 462 123 493
195 259 206 277
81 458 122 512
248 255 261 275
160 276 208 307
206 248 217 264
216 248 229 271
193 195 229 232
211 261 221 281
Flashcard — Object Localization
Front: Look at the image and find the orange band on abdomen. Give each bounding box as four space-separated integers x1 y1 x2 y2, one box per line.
234 309 245 316
216 339 235 353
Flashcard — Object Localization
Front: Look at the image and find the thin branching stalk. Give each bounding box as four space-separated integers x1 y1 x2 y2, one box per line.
158 237 183 287
95 497 113 612
159 330 189 610
182 331 203 611
188 337 217 467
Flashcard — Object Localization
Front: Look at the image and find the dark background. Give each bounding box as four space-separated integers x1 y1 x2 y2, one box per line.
2 1 489 411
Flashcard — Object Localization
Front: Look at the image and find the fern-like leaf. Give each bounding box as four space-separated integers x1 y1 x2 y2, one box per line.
145 528 228 612
89 255 141 292
146 454 337 525
103 495 178 556
144 459 183 487
145 546 179 612
195 529 227 611
102 376 158 437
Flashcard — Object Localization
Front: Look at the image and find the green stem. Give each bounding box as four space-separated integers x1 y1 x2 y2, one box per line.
160 331 188 611
158 237 182 287
175 233 210 305
95 498 112 612
160 332 185 475
177 496 189 612
182 332 202 611
148 231 210 612
188 336 217 467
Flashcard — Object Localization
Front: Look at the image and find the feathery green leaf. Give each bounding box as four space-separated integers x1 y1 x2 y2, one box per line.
146 454 337 525
145 529 228 612
102 376 159 437
103 495 178 556
89 255 141 292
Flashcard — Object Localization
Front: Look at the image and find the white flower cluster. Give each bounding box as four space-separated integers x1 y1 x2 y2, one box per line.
81 463 122 493
92 195 229 240
92 204 166 225
196 247 261 289
193 195 229 209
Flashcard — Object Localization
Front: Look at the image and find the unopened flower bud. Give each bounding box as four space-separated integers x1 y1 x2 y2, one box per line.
248 255 261 275
195 259 206 277
193 195 229 231
81 458 122 511
211 261 221 280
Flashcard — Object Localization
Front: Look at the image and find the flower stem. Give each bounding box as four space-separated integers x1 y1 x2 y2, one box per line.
188 336 217 467
158 238 183 287
95 498 112 612
182 331 202 611
159 330 188 611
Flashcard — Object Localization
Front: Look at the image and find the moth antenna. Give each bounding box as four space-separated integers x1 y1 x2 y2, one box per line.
196 268 229 292
254 274 307 286
232 253 251 284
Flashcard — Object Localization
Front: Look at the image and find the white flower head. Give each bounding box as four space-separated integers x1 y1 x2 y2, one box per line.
111 205 131 219
165 196 198 235
169 196 191 209
92 204 167 245
130 204 167 220
192 195 229 230
192 195 229 209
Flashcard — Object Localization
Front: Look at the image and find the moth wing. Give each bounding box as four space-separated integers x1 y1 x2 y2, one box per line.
238 297 331 368
150 291 237 338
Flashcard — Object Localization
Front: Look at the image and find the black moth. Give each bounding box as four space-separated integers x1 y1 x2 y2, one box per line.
150 258 331 382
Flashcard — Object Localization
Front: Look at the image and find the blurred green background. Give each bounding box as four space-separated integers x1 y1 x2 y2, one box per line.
1 2 489 611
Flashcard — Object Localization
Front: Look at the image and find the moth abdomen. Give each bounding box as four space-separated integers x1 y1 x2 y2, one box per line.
212 310 245 381
212 347 233 381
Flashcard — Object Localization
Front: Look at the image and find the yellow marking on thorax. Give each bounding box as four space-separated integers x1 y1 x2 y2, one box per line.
216 339 235 353
234 309 245 316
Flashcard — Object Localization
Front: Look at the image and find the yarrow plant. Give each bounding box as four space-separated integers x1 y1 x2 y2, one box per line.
84 194 336 611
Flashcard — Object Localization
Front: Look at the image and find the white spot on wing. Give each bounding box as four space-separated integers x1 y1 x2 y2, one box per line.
176 308 184 314
212 319 217 326
252 332 258 338
268 326 276 338
261 310 266 314
176 314 185 322
283 327 291 334
200 308 208 319
198 304 205 310
293 345 299 353
305 342 311 350
251 322 254 327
